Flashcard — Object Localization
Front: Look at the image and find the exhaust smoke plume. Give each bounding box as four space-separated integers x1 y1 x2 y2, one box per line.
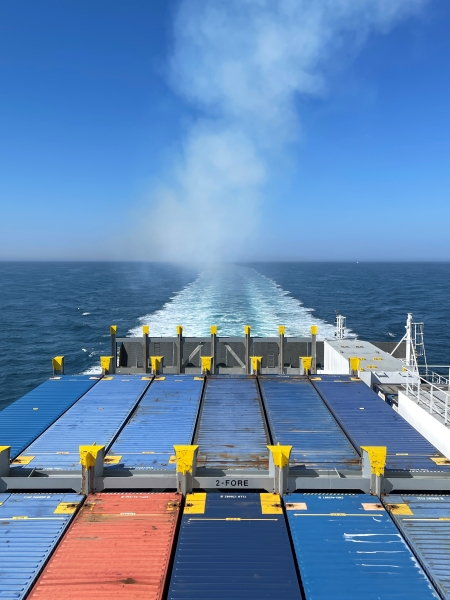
140 0 428 262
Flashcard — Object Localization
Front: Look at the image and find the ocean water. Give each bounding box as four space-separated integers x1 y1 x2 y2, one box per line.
1 261 450 409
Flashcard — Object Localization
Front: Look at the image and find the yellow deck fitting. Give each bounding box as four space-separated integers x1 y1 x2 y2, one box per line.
54 502 81 514
300 356 312 372
150 356 164 373
210 325 217 335
349 357 361 372
260 493 283 514
142 325 149 335
361 446 387 476
244 325 251 335
110 325 117 334
267 445 292 468
79 445 105 469
52 356 64 372
12 455 34 465
250 356 263 372
103 455 122 465
310 325 318 335
174 445 199 474
176 325 183 335
278 325 285 335
184 492 206 514
200 356 213 373
387 503 414 515
100 356 113 374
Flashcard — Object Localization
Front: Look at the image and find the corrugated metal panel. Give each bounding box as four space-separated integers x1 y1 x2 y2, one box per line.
27 492 180 599
313 377 450 472
195 377 269 471
168 492 302 599
259 376 360 472
0 376 98 459
12 376 150 471
106 375 204 471
285 493 439 599
0 492 84 599
383 494 450 599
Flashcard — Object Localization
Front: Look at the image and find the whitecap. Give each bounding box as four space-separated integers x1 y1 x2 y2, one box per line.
82 312 91 316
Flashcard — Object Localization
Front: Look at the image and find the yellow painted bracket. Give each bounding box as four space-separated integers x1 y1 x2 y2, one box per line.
110 325 117 335
260 493 282 514
300 356 312 372
311 325 318 336
210 325 217 335
278 325 285 335
0 446 11 456
250 356 263 372
142 325 149 335
244 325 251 335
79 445 105 469
361 446 386 476
151 356 164 373
349 357 361 372
174 445 199 474
100 356 113 373
54 501 82 514
201 356 213 373
176 325 183 335
267 445 292 468
185 492 206 514
52 356 64 372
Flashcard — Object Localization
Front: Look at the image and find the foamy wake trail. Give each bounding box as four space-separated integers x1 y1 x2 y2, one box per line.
129 265 343 338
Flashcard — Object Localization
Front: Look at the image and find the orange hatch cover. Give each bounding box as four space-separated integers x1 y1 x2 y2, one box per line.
27 492 181 599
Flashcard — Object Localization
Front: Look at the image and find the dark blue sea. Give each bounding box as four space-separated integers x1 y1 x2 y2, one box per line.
1 261 449 409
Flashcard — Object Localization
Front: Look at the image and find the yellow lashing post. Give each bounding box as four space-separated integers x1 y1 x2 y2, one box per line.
267 445 292 494
210 325 217 374
100 356 113 375
349 357 360 376
150 356 164 375
79 444 105 494
201 356 213 374
177 325 183 375
299 356 312 375
244 325 251 374
250 356 263 375
110 325 117 374
174 445 199 495
0 446 11 477
142 325 149 374
361 446 387 497
279 326 285 375
52 356 64 376
311 325 318 374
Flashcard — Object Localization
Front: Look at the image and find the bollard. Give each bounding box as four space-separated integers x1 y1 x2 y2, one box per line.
80 444 105 495
311 325 317 374
143 325 149 374
110 325 117 374
100 356 114 375
150 356 164 375
279 326 285 374
52 356 64 376
244 325 251 374
349 357 360 377
177 325 183 374
267 445 292 494
210 325 217 374
361 445 386 497
0 446 10 477
250 356 263 375
200 356 213 374
299 356 312 375
174 445 199 495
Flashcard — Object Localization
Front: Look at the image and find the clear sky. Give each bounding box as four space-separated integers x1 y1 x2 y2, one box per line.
1 0 449 261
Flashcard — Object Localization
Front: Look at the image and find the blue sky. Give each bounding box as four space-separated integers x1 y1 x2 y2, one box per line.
0 0 449 261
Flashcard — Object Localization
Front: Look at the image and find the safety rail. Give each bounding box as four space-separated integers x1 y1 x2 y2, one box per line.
403 369 450 426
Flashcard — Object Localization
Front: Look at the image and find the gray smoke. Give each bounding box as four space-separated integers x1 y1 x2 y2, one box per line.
138 0 428 262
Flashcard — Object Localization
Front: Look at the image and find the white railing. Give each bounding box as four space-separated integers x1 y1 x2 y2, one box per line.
403 368 450 426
